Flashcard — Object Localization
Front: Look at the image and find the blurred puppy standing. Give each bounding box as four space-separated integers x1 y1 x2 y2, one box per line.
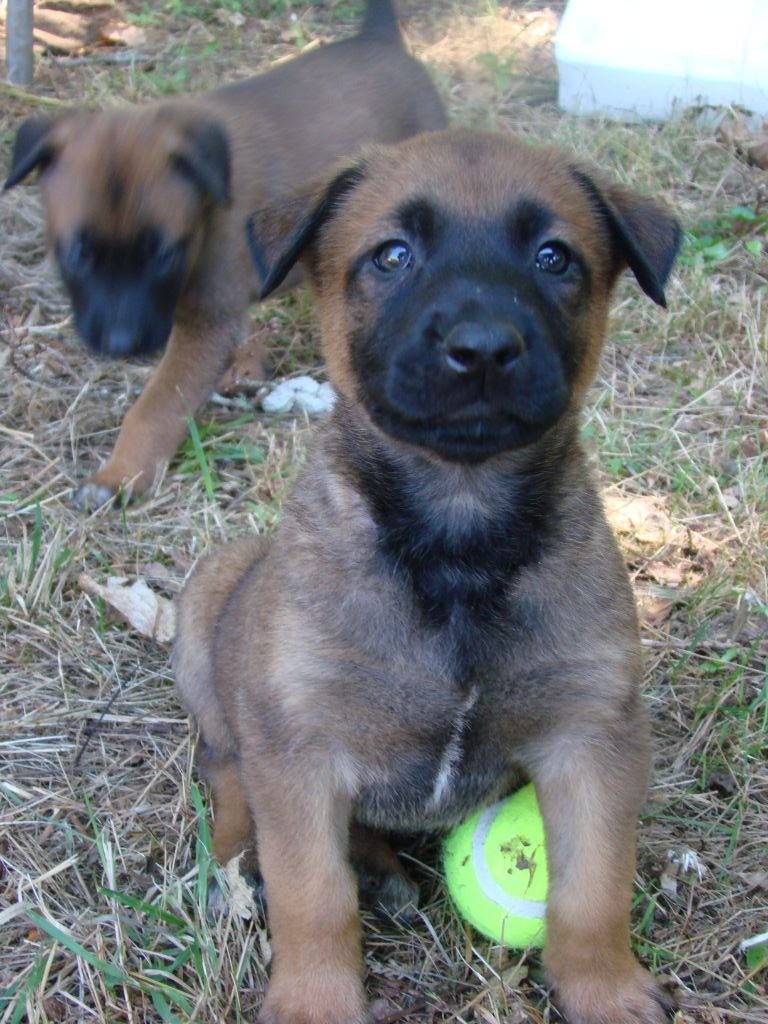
3 0 446 509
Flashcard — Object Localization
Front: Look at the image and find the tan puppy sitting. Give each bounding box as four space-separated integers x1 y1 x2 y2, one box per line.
174 128 681 1024
3 0 445 509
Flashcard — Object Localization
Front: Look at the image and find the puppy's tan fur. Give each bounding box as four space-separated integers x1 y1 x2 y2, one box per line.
175 129 681 1024
3 1 445 509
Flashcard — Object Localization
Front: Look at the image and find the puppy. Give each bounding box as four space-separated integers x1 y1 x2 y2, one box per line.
3 0 445 509
174 128 681 1024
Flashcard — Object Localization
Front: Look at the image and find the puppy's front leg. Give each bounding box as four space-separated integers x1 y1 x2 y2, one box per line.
73 313 249 509
247 758 367 1024
528 707 674 1024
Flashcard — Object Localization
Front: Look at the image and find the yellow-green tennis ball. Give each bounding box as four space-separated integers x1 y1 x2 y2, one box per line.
443 784 548 948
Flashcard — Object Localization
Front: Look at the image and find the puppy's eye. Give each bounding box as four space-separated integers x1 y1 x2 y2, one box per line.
535 241 570 275
154 242 181 274
65 233 94 273
372 240 413 274
144 233 182 274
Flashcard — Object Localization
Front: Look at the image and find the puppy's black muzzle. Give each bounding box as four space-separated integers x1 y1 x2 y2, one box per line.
70 289 176 359
358 276 573 462
57 232 187 358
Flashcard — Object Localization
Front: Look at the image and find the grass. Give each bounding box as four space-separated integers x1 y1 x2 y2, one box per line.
1 2 767 1022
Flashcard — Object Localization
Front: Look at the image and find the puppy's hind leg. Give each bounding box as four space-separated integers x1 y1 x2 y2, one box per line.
175 537 267 880
174 536 266 718
350 823 420 924
198 743 258 873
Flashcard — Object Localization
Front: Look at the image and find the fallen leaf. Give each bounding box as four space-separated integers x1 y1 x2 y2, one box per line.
223 854 258 920
79 574 176 643
143 561 177 583
641 561 687 587
634 588 676 629
603 493 679 547
747 138 768 170
605 491 719 572
99 22 147 47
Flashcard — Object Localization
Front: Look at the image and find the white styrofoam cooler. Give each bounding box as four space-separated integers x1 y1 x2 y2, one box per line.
555 0 768 122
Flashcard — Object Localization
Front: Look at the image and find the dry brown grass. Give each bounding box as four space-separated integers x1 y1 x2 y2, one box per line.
1 2 767 1022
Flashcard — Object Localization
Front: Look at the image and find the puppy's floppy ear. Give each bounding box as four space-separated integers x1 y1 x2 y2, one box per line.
247 162 367 300
172 116 232 207
4 116 59 190
572 168 682 307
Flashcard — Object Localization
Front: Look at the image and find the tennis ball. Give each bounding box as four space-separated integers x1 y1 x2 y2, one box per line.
443 784 548 948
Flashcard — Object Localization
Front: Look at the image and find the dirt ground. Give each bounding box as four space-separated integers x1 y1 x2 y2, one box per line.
1 2 766 1023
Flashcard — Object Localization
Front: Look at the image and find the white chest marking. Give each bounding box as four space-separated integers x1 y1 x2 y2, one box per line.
427 686 479 811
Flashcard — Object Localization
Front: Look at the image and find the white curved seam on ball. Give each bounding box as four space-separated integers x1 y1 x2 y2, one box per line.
471 801 547 920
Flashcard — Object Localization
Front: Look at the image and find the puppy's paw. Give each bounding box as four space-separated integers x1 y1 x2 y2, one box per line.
356 864 420 925
71 479 121 511
553 964 676 1024
72 464 148 510
259 970 370 1024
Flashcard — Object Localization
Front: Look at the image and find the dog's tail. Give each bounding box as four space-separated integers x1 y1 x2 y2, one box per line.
360 0 402 42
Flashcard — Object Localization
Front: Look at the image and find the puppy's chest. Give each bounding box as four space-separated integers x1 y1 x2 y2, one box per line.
355 678 518 832
354 530 540 832
378 502 542 685
337 457 558 829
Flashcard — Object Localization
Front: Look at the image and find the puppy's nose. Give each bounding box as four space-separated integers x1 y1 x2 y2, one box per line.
443 321 523 375
104 326 139 358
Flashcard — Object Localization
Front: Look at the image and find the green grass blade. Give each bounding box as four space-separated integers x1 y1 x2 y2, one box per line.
98 886 188 930
186 415 217 499
150 987 185 1024
28 503 43 578
26 909 127 987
